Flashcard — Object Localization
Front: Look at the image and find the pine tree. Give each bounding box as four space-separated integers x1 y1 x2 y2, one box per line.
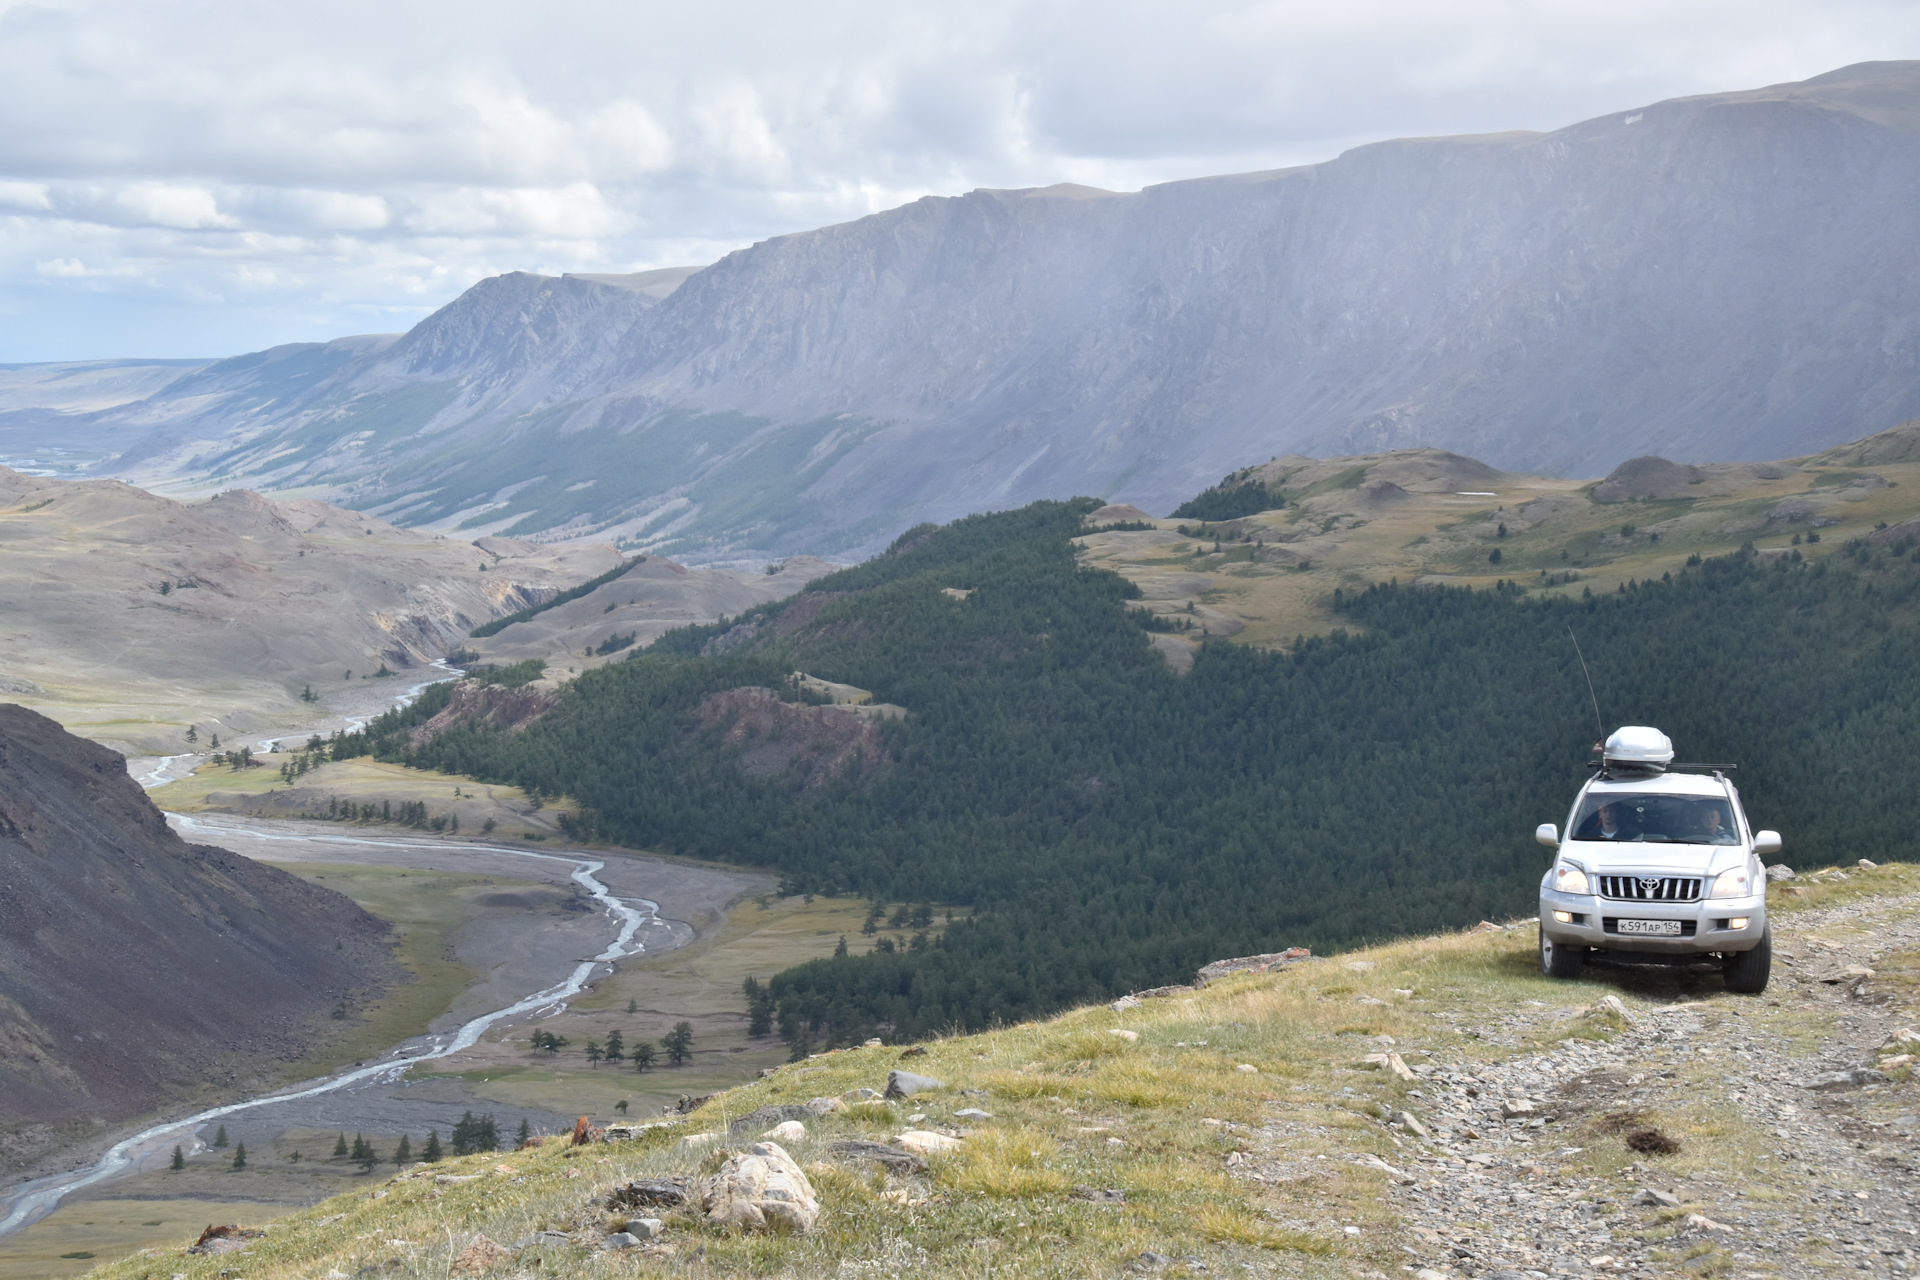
332 1132 349 1159
604 1030 624 1062
212 1125 229 1148
833 935 848 957
231 1142 246 1170
393 1134 411 1166
663 1021 695 1066
614 1100 628 1116
626 998 638 1013
422 1131 443 1163
170 1145 184 1171
585 1039 604 1068
515 1118 531 1150
357 1139 379 1173
630 1041 656 1071
185 725 198 744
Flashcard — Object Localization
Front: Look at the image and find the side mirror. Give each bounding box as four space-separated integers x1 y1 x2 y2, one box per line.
1535 823 1560 849
1752 830 1782 857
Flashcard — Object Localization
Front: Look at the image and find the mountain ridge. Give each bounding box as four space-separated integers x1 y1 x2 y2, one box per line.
34 60 1920 562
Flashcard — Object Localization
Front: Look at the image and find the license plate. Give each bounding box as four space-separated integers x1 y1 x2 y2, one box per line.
1617 919 1683 936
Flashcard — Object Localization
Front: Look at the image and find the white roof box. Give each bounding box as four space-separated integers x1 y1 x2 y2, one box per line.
1604 726 1674 775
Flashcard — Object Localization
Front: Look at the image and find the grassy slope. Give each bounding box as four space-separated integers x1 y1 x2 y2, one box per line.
78 865 1919 1280
1080 442 1920 650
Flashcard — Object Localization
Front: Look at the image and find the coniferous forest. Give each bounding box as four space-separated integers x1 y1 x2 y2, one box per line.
354 499 1920 1050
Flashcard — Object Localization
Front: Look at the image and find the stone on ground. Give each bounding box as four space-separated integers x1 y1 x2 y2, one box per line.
696 1140 820 1234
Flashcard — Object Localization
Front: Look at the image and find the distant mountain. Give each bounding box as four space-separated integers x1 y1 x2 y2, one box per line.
56 62 1920 562
0 704 394 1174
0 466 619 754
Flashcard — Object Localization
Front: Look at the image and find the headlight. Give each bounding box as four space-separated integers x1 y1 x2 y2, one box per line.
1551 865 1590 894
1711 867 1753 899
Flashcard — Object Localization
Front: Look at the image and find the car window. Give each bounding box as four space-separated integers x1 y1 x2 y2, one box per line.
1571 793 1741 844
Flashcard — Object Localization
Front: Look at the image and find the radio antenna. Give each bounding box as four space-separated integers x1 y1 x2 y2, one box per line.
1566 625 1605 743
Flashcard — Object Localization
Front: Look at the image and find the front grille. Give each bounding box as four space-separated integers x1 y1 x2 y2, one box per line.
1598 875 1702 902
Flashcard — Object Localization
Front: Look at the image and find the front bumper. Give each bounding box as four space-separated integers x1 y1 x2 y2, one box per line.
1539 888 1766 954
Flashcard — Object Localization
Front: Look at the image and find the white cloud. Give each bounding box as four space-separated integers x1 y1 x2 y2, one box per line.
0 0 1916 358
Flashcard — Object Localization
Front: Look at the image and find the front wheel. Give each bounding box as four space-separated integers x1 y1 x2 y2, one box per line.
1539 924 1585 979
1723 927 1772 994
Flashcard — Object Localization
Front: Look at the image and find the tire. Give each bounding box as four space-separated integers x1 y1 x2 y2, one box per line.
1723 927 1772 995
1539 924 1585 979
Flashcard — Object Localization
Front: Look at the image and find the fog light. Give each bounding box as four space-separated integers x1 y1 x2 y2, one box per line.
1552 910 1574 924
1731 917 1749 930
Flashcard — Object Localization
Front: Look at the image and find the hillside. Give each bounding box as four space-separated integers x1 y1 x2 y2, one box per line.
0 705 397 1176
13 62 1918 562
463 554 835 671
0 467 619 753
336 449 1920 1047
1077 420 1920 653
70 864 1920 1280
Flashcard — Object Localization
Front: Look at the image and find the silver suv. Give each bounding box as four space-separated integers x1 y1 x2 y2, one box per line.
1536 727 1777 994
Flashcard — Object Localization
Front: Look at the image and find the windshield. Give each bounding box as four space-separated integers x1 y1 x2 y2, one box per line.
1571 793 1741 844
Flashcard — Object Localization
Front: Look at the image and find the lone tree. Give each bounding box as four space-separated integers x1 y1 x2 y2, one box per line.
614 1100 628 1116
212 1125 229 1148
357 1139 379 1174
231 1142 246 1171
332 1132 349 1159
393 1134 411 1166
663 1021 695 1067
630 1041 656 1071
185 725 197 744
604 1030 624 1063
421 1131 443 1163
170 1145 184 1171
585 1039 604 1068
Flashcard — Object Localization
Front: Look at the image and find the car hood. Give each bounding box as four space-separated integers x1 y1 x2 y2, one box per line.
1561 840 1744 876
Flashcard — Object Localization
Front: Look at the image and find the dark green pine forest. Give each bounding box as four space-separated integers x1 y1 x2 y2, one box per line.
351 500 1920 1050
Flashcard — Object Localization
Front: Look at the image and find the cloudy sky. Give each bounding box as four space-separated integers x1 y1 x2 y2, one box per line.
1 0 1915 362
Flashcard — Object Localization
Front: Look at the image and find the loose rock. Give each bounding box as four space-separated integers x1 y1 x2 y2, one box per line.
895 1130 964 1155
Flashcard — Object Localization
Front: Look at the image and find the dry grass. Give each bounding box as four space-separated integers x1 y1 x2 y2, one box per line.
70 865 1916 1278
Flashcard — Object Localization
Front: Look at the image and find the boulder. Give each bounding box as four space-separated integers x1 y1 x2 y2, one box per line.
763 1120 807 1142
1766 864 1796 882
885 1069 943 1099
696 1141 820 1234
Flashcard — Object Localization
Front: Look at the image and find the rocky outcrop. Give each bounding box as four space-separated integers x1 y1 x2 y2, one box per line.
409 680 561 748
0 705 397 1172
693 687 890 788
695 1141 820 1234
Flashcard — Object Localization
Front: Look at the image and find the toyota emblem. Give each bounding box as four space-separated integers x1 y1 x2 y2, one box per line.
1638 877 1661 896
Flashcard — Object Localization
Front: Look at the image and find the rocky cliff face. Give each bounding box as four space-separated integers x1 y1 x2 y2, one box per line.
0 705 397 1172
63 62 1920 562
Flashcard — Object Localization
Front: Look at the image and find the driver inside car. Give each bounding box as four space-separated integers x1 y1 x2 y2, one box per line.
1577 799 1634 840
